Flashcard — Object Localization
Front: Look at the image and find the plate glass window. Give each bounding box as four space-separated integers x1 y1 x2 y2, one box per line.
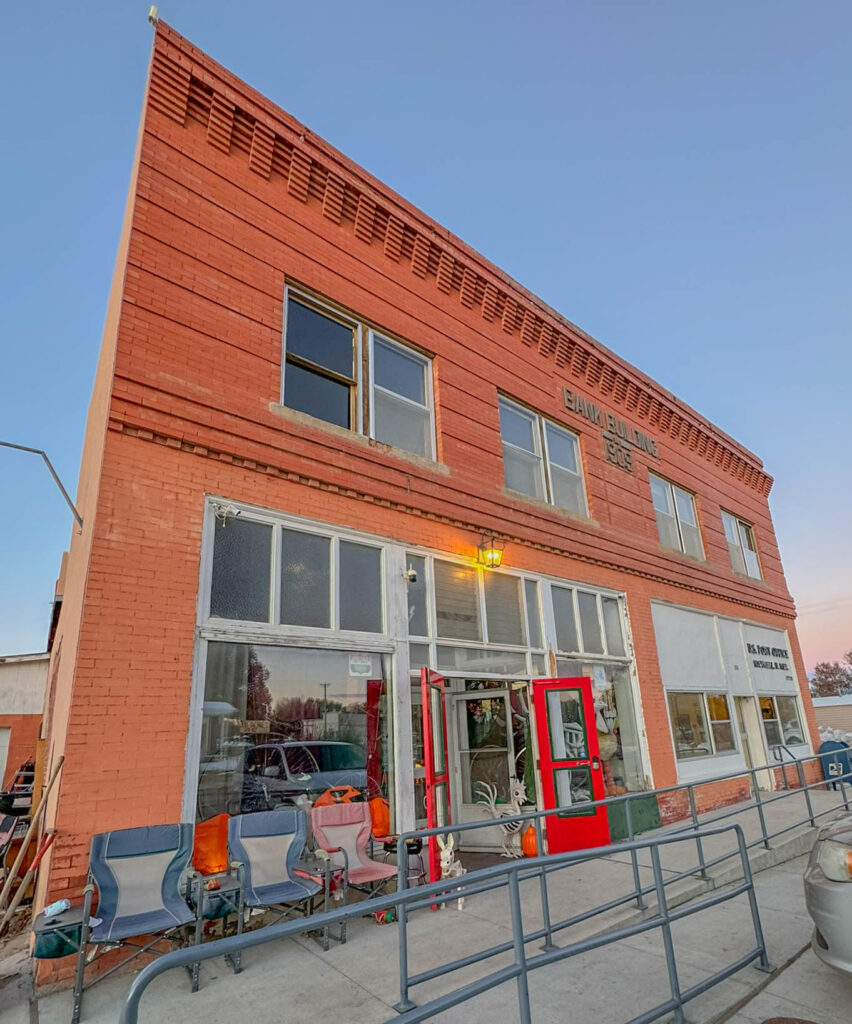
283 297 357 429
371 335 434 458
721 511 762 579
650 474 703 559
760 696 804 747
667 692 711 760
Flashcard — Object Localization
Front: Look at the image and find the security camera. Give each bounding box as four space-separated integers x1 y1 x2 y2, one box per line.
402 566 418 584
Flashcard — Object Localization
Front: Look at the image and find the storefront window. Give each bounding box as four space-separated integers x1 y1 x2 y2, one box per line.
280 529 330 627
196 643 392 824
434 560 481 641
557 660 644 793
668 691 738 761
776 696 805 745
552 587 579 652
484 572 525 646
706 694 735 752
760 695 805 747
339 542 383 632
667 692 711 760
436 646 528 675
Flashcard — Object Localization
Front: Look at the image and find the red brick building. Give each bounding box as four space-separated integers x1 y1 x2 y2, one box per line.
38 20 817 930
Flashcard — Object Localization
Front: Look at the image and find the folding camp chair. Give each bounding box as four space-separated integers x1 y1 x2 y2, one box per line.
310 801 397 896
226 808 322 970
70 824 196 1024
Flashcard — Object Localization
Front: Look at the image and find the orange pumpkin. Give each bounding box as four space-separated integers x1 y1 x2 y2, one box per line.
521 824 538 858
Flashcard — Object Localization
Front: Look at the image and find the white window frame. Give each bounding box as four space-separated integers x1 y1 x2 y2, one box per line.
666 690 738 762
649 473 704 559
206 507 386 638
498 396 588 516
759 694 806 750
549 584 627 660
368 331 436 460
721 510 762 580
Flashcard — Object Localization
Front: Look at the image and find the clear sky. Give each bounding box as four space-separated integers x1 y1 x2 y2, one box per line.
1 1 850 670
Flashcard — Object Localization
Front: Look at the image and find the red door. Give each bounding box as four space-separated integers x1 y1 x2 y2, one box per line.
420 668 452 882
532 677 610 854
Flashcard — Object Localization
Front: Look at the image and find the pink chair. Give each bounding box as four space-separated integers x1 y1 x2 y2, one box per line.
311 802 397 895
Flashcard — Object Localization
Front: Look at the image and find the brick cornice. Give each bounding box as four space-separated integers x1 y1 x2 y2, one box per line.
109 415 793 621
147 23 773 499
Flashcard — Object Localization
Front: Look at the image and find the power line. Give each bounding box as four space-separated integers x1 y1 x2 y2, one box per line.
797 596 852 616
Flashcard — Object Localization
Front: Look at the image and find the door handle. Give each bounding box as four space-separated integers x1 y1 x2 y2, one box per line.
591 756 601 771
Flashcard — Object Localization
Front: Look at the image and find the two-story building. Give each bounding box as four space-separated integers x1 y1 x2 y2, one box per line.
37 20 817 938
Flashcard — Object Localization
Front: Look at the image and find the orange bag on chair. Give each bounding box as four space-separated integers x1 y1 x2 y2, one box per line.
313 785 361 807
192 813 229 875
369 797 390 838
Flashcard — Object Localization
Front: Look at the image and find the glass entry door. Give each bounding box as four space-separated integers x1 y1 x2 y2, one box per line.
454 692 515 834
532 677 610 853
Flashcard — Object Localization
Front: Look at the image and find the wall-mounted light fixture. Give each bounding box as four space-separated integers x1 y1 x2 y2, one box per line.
477 533 505 569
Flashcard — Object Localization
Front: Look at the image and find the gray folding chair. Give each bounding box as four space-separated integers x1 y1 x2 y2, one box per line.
71 824 196 1024
227 808 322 970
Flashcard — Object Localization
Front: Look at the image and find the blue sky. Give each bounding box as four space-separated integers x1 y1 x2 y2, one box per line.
1 1 850 668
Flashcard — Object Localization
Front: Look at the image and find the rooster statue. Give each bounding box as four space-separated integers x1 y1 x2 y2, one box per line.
474 778 528 858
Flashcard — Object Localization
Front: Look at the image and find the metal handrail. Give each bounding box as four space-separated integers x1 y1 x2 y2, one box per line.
392 749 851 1006
118 822 768 1024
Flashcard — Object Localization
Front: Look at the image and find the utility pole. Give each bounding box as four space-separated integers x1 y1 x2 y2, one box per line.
321 682 329 738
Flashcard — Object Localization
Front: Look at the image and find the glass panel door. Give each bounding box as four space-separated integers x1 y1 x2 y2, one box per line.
457 694 511 806
532 677 610 853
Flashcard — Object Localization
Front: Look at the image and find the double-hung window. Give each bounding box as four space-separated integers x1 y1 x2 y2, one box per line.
721 511 761 579
283 295 359 430
649 474 703 559
370 334 434 458
498 397 587 516
282 287 435 459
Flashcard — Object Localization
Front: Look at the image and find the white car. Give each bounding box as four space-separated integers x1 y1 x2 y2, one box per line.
804 813 852 974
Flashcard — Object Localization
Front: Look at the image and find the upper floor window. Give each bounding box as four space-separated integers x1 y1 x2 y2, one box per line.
284 295 359 430
649 474 703 559
370 334 434 458
282 288 435 459
721 511 761 579
498 397 587 516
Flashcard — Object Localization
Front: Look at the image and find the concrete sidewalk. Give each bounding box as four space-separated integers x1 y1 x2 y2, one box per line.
24 789 852 1024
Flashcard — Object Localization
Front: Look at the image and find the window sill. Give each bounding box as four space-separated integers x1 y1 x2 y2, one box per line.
268 403 450 476
657 543 707 566
499 487 597 527
674 751 746 784
730 568 767 586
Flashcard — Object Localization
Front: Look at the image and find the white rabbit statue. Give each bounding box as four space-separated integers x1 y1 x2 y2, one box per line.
436 833 467 910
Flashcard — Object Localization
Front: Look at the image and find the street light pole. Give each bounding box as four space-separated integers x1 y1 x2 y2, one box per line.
0 441 82 530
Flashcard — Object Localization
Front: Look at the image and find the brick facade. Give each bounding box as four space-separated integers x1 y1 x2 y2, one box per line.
36 22 818 975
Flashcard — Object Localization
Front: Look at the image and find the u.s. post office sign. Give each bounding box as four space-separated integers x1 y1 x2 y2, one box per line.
562 387 659 474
